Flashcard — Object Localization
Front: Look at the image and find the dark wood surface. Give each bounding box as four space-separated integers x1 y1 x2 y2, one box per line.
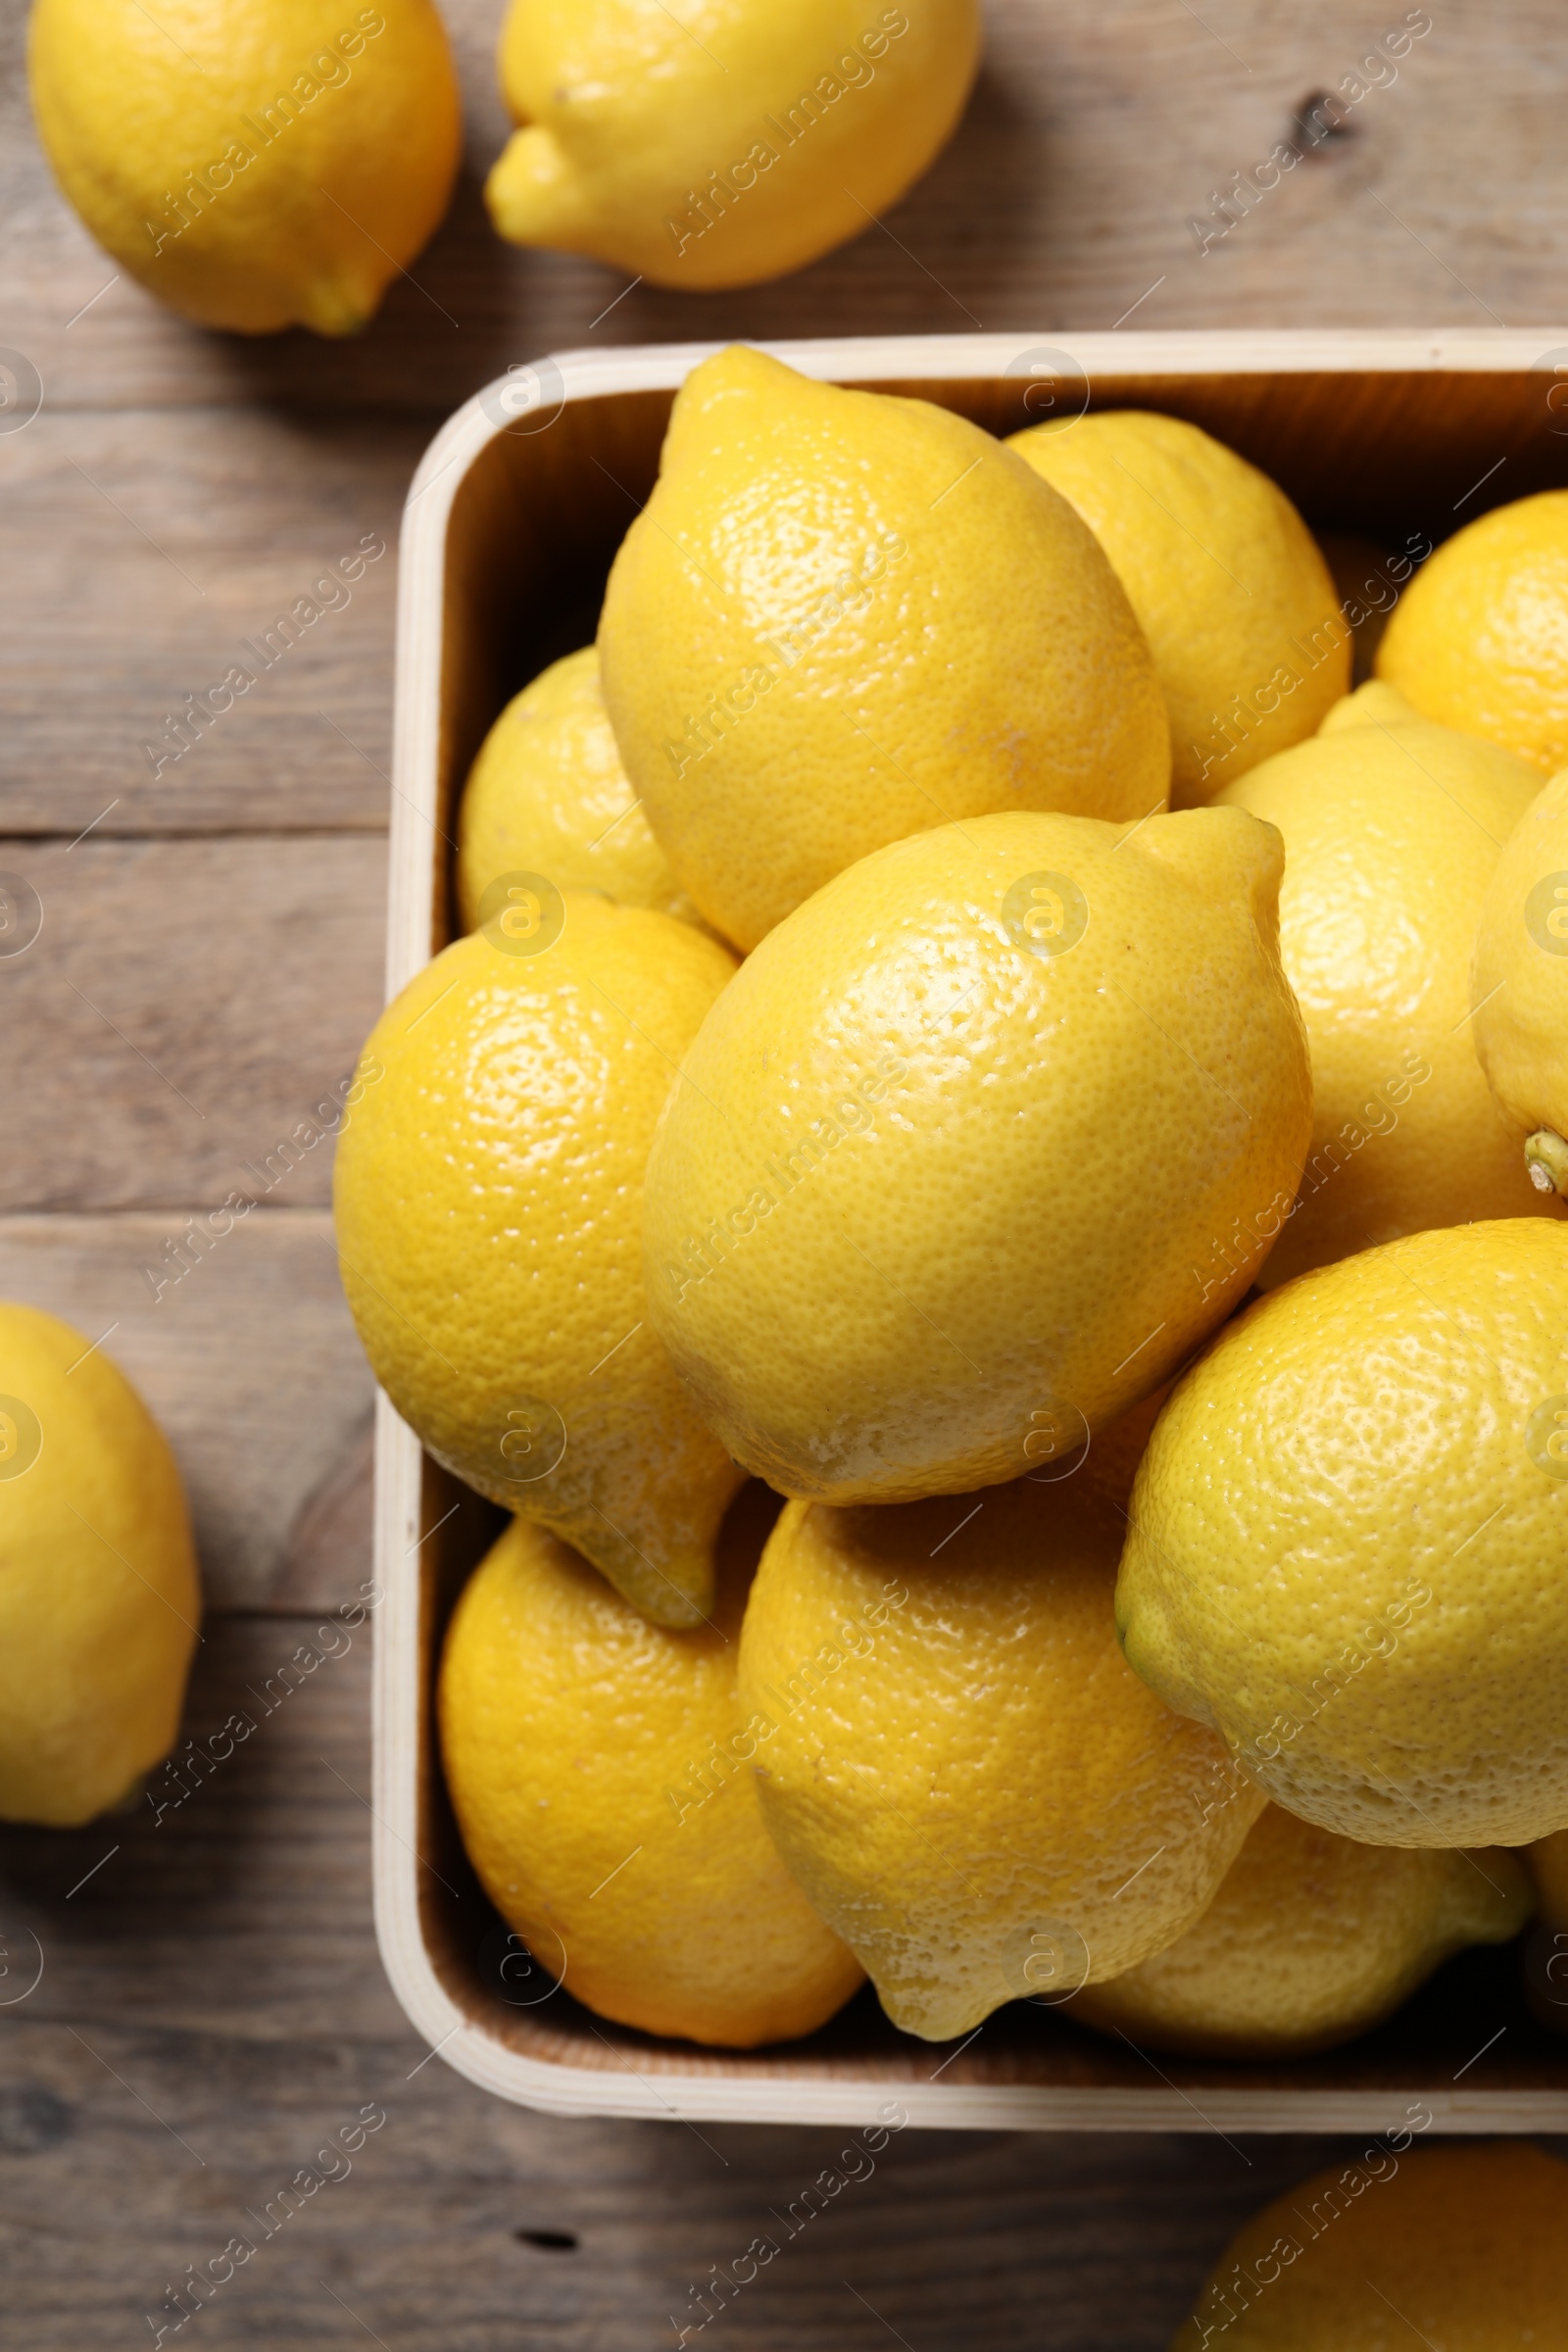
6 1 1568 2341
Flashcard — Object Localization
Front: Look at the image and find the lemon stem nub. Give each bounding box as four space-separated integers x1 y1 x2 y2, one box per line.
1525 1131 1568 1195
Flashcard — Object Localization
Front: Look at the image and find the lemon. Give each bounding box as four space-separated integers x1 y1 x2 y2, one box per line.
599 346 1170 949
1074 1804 1532 2059
1317 677 1421 732
1117 1220 1568 1849
0 1304 199 1828
1378 488 1568 772
456 649 696 935
440 1488 862 2047
735 1473 1262 2041
1213 718 1553 1289
642 806 1311 1503
1472 767 1568 1196
1172 2143 1568 2352
486 0 980 290
333 899 742 1626
1009 410 1348 808
29 0 461 335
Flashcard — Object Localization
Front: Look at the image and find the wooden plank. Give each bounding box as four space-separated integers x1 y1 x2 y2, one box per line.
5 5 1568 418
0 834 385 1210
0 415 418 835
0 1211 373 1610
0 1616 1354 2350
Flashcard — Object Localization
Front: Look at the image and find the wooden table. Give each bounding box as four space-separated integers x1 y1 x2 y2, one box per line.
5 3 1568 2340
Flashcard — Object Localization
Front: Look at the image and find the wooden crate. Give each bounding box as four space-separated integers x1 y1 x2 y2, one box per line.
374 330 1568 2128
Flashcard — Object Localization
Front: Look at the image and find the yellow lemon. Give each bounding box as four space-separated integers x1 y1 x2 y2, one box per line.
599 346 1170 949
1172 2143 1568 2352
29 0 461 335
1074 1804 1532 2059
1117 1220 1568 1849
1009 410 1348 808
1213 719 1553 1288
642 807 1311 1503
440 1487 862 2046
486 0 979 290
333 899 741 1626
0 1304 199 1828
735 1474 1262 2041
456 649 697 934
1472 767 1568 1195
1316 677 1422 733
1378 489 1568 772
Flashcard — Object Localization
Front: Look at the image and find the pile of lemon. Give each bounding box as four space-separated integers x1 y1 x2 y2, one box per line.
336 349 1568 2057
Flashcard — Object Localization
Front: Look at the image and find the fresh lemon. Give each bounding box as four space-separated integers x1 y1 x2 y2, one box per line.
0 1304 199 1828
456 649 696 934
1074 1803 1532 2059
1009 410 1348 808
1377 488 1568 772
1117 1220 1568 1849
1172 2143 1568 2352
29 0 461 335
1214 718 1553 1288
440 1488 862 2047
641 806 1310 1503
599 346 1170 949
735 1473 1262 2041
1472 767 1568 1195
1317 677 1421 732
486 0 980 289
333 899 741 1626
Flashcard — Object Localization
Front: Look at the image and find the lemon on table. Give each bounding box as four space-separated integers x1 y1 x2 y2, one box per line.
486 0 980 290
1214 717 1553 1288
736 1474 1262 2042
1009 410 1348 808
1172 2143 1568 2352
456 649 697 935
29 0 461 335
1117 1220 1568 1849
440 1487 863 2047
1472 767 1568 1195
642 806 1311 1503
0 1304 199 1828
1073 1804 1532 2059
599 346 1170 950
333 899 742 1626
1377 489 1568 772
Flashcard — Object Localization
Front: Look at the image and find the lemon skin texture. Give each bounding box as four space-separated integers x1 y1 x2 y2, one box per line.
440 1487 863 2046
28 0 461 336
0 1304 199 1828
333 900 742 1627
1378 489 1568 774
1074 1803 1532 2060
1316 678 1422 733
1215 719 1554 1288
736 1475 1263 2042
599 346 1171 950
1171 2143 1568 2352
456 649 697 935
1118 1220 1568 1849
1009 410 1348 808
487 0 979 289
642 806 1311 1504
1472 767 1568 1194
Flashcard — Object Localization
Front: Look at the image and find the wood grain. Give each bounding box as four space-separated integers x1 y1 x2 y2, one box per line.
6 2 1568 423
0 834 385 1210
0 1211 374 1608
0 415 416 836
0 1617 1415 2351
